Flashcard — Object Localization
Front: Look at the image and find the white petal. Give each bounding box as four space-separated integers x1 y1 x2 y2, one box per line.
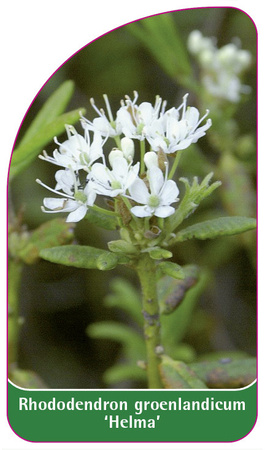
84 184 97 206
43 197 66 210
116 108 136 137
185 107 200 128
43 198 77 212
89 181 112 196
148 167 164 195
66 205 87 222
169 137 193 152
160 180 179 204
90 163 110 186
112 157 128 178
55 169 75 195
154 205 175 218
125 162 140 189
137 102 154 123
130 205 152 218
129 178 149 204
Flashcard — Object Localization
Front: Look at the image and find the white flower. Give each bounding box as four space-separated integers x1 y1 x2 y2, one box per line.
187 30 252 103
129 166 179 218
36 169 96 222
188 30 216 56
82 95 122 137
39 124 103 172
89 156 140 198
145 94 212 153
116 91 166 140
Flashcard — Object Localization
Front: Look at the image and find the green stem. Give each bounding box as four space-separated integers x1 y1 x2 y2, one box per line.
140 140 146 174
91 204 118 216
168 150 182 179
136 253 163 389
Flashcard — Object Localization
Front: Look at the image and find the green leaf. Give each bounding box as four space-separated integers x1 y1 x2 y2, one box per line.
87 321 145 362
159 261 185 279
85 207 119 230
159 355 207 389
104 278 143 326
172 216 256 243
96 252 119 271
160 268 209 352
103 364 147 385
16 218 75 264
108 239 138 254
190 357 256 388
18 80 75 147
10 108 86 179
128 13 192 85
146 247 173 260
39 245 116 270
158 265 199 315
167 172 222 234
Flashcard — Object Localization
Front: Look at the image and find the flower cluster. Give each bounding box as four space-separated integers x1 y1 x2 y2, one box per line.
187 30 252 102
37 92 211 222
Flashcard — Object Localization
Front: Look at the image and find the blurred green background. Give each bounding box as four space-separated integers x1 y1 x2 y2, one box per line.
10 7 256 388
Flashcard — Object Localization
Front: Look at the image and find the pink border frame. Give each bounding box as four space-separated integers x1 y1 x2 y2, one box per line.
6 5 258 445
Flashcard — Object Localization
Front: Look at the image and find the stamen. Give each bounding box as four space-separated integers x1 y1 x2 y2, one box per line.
178 93 189 119
65 124 75 139
160 100 167 116
103 94 114 122
36 179 74 199
54 136 62 147
132 91 139 104
90 98 104 117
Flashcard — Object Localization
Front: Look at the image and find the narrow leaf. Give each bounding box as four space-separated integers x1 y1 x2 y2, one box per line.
160 268 209 351
159 355 207 389
10 108 86 179
159 261 185 279
108 240 137 254
19 80 75 147
103 364 147 385
88 321 145 362
128 14 191 84
167 173 221 233
104 278 143 326
158 265 199 315
85 207 119 230
96 252 119 271
147 247 173 260
39 245 114 269
17 218 75 264
190 357 256 388
173 216 256 243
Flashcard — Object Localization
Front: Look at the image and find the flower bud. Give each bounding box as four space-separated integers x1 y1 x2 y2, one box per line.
144 151 158 170
121 137 135 161
108 149 123 168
